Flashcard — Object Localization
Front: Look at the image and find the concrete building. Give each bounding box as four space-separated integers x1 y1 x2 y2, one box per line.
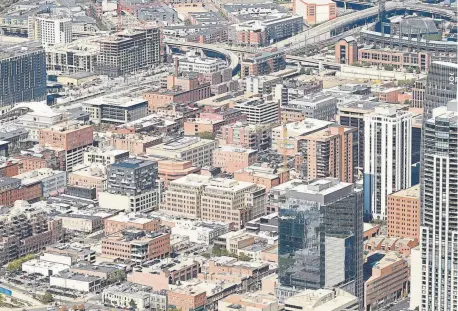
272 118 332 156
219 122 272 150
212 146 257 173
245 76 282 95
241 49 286 78
420 102 458 311
274 79 323 106
99 190 160 213
234 98 279 124
107 159 157 196
128 257 200 290
28 16 72 47
38 122 94 171
83 147 129 166
234 164 288 191
22 259 69 276
278 178 364 306
335 37 358 65
222 3 287 23
285 288 358 311
295 125 357 183
107 133 161 155
234 14 303 47
0 203 63 265
68 164 107 198
160 174 266 229
364 105 413 220
157 159 200 187
101 229 170 263
95 26 161 77
0 42 47 107
15 168 67 197
104 212 160 234
387 185 420 240
412 79 426 109
364 252 409 311
58 214 103 233
102 283 167 311
183 109 246 136
50 272 102 293
146 137 217 168
294 0 336 25
44 245 95 264
281 93 337 122
358 48 431 72
219 294 278 311
83 96 149 124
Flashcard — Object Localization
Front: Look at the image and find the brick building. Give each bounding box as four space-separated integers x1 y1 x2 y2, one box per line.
212 146 258 173
387 185 420 240
241 49 286 78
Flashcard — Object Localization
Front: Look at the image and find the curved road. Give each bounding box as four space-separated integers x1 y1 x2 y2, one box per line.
272 2 457 49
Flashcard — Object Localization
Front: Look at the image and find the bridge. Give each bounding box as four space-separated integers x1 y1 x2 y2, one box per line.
272 2 457 50
164 39 341 74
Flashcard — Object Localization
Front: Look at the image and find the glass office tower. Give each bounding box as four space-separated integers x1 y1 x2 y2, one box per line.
278 178 363 308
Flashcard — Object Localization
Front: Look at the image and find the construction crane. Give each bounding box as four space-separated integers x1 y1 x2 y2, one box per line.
117 0 123 31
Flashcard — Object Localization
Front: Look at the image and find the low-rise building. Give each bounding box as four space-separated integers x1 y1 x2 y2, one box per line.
58 214 103 233
44 245 96 263
284 288 358 311
83 96 148 124
212 146 257 173
104 212 160 234
0 177 42 207
99 189 161 213
274 79 323 106
128 257 201 290
50 272 102 293
364 252 409 311
219 293 278 311
234 163 288 191
281 93 337 122
83 147 129 166
15 168 67 197
22 259 69 276
102 283 167 311
358 48 431 72
160 175 266 229
70 263 125 281
234 98 279 124
146 137 217 168
101 229 171 263
158 159 201 187
68 164 107 198
184 109 246 136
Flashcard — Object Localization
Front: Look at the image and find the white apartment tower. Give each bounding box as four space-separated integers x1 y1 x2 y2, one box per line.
28 16 73 47
364 105 412 220
420 102 458 311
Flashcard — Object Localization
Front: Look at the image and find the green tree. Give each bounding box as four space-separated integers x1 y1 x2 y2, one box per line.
168 308 182 311
0 294 5 306
383 64 394 71
129 299 137 310
7 254 35 272
238 253 252 261
184 19 192 26
197 132 215 140
201 253 211 259
40 292 54 304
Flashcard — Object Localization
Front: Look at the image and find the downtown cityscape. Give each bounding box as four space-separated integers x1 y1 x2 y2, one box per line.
0 0 456 309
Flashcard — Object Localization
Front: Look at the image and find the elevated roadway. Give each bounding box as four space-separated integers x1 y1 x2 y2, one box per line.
272 2 457 50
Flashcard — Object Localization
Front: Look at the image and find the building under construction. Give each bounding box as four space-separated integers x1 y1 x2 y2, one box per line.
95 26 161 77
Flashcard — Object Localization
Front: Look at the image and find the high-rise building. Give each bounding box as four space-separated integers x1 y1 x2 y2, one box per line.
278 178 363 307
0 42 47 108
95 26 161 77
296 125 357 183
420 101 458 311
424 62 458 117
28 16 73 47
364 105 412 220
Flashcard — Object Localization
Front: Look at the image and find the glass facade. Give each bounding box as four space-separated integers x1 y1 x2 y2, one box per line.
424 62 458 117
278 180 363 307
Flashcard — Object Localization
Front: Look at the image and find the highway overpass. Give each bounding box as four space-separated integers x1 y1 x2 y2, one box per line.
271 2 457 50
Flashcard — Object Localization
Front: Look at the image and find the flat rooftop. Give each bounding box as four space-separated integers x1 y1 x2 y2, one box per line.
107 212 155 225
390 184 420 199
0 41 44 60
83 96 147 108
